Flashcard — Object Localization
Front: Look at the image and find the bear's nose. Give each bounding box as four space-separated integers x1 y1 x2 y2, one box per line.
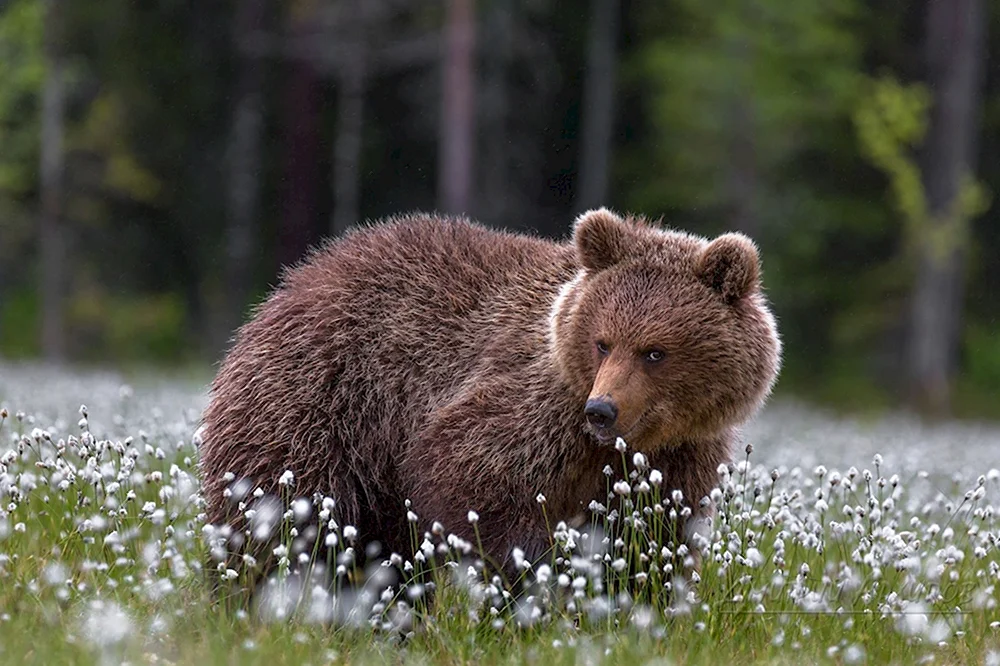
584 398 618 430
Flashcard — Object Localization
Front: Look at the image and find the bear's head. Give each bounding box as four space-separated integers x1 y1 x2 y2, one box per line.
551 208 781 451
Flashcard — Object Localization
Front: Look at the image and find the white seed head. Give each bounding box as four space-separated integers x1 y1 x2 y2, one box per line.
613 481 631 497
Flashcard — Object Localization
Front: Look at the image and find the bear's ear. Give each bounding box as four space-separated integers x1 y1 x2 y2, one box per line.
696 233 761 304
573 208 635 272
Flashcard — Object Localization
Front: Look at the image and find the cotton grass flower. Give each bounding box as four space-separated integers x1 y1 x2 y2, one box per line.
81 599 133 648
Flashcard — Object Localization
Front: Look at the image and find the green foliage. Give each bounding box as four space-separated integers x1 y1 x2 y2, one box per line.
70 92 163 206
629 0 863 219
0 0 43 199
854 75 930 226
623 0 935 409
0 285 189 362
964 322 1000 393
0 288 41 357
64 91 164 231
854 75 992 267
0 0 998 415
66 287 189 363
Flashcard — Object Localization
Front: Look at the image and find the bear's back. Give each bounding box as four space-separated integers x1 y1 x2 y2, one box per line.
200 215 578 540
291 215 571 313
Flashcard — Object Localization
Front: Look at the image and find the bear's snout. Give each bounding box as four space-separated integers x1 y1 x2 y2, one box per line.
584 397 618 432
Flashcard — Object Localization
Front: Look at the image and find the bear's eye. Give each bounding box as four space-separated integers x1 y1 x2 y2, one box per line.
595 340 610 356
643 349 666 364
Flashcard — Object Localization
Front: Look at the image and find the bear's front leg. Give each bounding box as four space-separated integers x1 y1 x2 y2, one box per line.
402 465 554 584
647 434 733 577
400 380 558 584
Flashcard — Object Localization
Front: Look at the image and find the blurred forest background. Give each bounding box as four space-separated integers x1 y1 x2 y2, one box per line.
0 0 998 418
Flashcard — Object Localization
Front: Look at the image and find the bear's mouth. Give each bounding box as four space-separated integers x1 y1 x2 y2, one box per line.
591 429 617 445
588 418 643 447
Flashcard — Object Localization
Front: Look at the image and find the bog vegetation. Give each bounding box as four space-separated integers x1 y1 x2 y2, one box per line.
0 363 998 665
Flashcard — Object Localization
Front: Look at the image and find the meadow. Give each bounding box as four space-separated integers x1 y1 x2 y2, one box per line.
0 361 998 665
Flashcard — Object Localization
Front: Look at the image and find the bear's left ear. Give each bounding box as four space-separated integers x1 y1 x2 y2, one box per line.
573 208 636 272
696 233 761 304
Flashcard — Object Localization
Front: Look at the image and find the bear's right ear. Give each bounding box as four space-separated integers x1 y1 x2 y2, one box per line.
573 208 634 272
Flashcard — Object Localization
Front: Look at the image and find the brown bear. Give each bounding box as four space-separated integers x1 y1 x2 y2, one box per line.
199 208 781 580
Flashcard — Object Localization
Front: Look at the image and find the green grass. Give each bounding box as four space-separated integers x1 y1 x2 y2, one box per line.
0 369 998 665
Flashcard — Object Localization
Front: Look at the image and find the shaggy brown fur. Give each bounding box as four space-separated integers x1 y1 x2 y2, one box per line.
200 209 781 577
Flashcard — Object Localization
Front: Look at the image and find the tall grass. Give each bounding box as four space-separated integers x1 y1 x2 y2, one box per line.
0 365 998 664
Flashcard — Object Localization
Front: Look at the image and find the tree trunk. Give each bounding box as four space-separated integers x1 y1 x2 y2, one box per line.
723 1 759 238
39 0 66 362
907 0 986 415
213 0 268 354
726 95 760 237
330 6 369 237
575 0 619 213
438 0 475 215
277 58 322 271
477 0 512 227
